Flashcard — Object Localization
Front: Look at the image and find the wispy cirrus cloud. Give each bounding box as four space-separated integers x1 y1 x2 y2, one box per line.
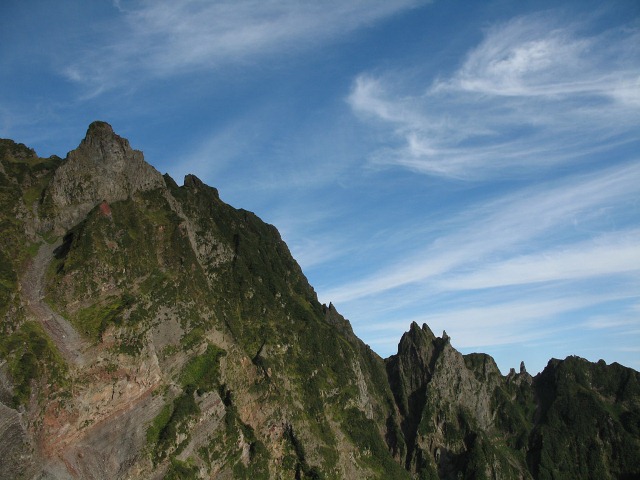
63 0 427 95
437 13 640 103
348 12 640 179
365 294 623 348
438 230 640 291
323 161 640 303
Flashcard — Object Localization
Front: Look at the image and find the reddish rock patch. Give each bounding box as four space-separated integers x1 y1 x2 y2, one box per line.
98 200 112 217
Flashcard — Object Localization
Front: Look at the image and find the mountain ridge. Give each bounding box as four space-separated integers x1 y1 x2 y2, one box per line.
0 122 638 479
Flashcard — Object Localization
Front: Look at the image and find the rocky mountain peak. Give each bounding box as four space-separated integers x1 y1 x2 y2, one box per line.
406 321 435 341
396 322 439 362
386 323 444 425
86 120 115 135
45 121 165 231
184 173 204 189
77 121 133 167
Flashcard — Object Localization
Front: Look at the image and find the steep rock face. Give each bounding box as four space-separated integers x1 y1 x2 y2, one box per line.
0 123 639 479
45 121 165 231
0 379 38 480
386 323 640 480
386 324 532 479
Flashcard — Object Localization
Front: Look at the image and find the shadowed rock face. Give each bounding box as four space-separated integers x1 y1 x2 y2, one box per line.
385 322 640 479
0 123 639 479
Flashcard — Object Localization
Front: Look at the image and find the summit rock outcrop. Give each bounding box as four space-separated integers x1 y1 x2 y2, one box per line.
46 121 165 231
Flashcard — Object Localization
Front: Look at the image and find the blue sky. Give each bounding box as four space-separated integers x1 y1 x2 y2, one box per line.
1 0 639 374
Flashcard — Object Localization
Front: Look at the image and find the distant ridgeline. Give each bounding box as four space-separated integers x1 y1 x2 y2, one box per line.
0 122 638 479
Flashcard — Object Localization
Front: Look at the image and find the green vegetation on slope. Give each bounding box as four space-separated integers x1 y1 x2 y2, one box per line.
529 357 640 479
148 386 200 463
0 321 68 407
179 343 226 393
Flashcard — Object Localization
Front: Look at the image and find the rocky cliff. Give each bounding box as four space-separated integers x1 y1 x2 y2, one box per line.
0 123 638 479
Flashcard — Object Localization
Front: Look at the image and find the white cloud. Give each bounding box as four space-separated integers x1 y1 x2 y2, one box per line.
265 203 359 271
437 13 637 99
288 235 352 270
324 161 640 303
357 280 640 354
584 316 639 331
358 292 630 349
163 109 273 185
439 230 640 291
617 346 640 353
64 0 426 93
348 12 640 179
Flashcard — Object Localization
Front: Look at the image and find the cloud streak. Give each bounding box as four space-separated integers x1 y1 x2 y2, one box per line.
393 296 616 348
63 0 426 94
439 13 640 103
439 230 640 291
348 12 640 179
324 161 640 303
